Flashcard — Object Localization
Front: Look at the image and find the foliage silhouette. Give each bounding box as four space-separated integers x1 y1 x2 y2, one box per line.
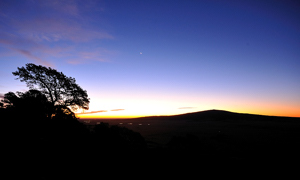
1 90 92 153
1 91 48 144
2 90 52 119
12 63 89 118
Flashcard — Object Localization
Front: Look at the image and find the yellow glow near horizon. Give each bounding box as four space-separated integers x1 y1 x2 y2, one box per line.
75 94 300 119
76 103 300 119
76 108 300 119
77 114 139 119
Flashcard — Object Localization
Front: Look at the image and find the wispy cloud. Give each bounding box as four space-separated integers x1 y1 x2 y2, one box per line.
8 0 113 43
0 0 114 66
39 0 104 18
67 48 117 64
76 110 108 115
39 0 80 17
13 49 53 67
15 17 113 43
0 93 4 99
0 32 64 66
0 35 114 65
75 108 125 114
110 109 125 111
0 39 13 45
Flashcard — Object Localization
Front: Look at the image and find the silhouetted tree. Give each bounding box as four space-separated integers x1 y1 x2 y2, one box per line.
1 64 91 147
12 63 89 118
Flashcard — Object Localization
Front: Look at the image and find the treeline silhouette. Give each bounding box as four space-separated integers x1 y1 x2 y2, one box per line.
1 90 147 153
1 64 151 177
1 93 149 179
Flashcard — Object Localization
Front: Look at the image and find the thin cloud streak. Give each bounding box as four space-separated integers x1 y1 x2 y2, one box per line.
0 39 13 45
75 109 125 114
39 0 80 17
39 0 105 18
15 17 113 42
13 49 53 67
0 35 113 65
110 109 125 111
67 48 115 64
76 110 108 115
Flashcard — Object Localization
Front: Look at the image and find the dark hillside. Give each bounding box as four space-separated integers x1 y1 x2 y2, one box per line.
95 109 300 159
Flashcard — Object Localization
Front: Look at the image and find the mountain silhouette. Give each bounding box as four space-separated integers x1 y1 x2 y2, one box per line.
135 109 299 121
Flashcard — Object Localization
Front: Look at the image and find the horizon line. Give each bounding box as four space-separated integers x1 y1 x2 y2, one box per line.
76 109 300 119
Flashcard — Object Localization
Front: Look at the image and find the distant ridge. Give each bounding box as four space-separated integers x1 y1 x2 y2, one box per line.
136 109 300 121
175 109 259 119
177 109 300 120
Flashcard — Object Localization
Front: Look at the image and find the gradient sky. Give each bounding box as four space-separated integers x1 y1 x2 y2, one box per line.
1 0 299 118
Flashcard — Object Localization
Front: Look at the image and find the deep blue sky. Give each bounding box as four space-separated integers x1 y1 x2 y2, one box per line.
0 0 299 117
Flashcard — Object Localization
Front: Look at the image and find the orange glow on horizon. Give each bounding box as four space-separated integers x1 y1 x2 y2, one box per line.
77 114 141 119
75 108 300 119
75 94 300 119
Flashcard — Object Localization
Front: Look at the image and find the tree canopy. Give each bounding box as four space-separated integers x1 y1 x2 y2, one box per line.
1 90 52 119
12 63 89 113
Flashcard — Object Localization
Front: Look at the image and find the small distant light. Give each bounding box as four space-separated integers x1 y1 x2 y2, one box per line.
140 52 142 55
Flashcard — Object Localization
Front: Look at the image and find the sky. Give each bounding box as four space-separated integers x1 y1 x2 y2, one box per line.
0 0 299 118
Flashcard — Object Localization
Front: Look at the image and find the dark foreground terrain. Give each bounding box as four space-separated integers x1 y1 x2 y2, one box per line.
3 109 300 178
82 110 300 159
